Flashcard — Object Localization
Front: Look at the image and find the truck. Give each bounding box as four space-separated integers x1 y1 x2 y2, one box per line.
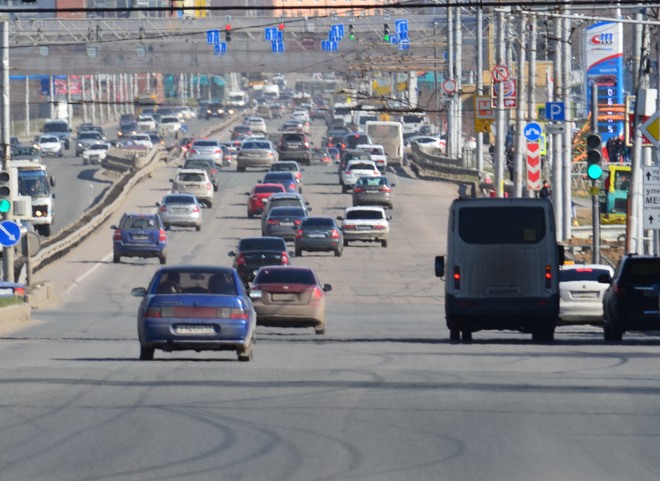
365 121 405 166
11 161 55 237
435 197 564 342
41 118 72 150
262 83 280 101
226 91 248 110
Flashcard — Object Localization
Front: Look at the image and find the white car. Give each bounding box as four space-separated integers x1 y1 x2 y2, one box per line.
356 144 388 170
337 206 391 248
159 116 182 134
559 264 615 324
137 115 157 131
405 135 446 156
340 159 380 193
82 142 111 165
245 117 267 134
130 133 154 149
170 168 214 208
291 110 310 122
36 135 63 157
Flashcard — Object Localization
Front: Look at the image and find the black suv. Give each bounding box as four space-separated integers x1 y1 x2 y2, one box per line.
228 236 291 286
339 132 372 153
601 255 660 341
278 133 312 165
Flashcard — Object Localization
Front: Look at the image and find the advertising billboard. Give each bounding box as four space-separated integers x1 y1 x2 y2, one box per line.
584 21 624 144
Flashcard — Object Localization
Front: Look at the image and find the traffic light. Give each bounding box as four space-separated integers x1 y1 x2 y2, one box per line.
0 168 13 215
348 24 355 40
278 23 285 31
225 24 231 42
586 133 603 180
383 23 390 42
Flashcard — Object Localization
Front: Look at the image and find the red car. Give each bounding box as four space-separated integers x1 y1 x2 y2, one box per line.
246 183 286 219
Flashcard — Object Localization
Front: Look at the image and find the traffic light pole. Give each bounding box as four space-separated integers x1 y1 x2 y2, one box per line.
0 19 14 282
591 84 601 264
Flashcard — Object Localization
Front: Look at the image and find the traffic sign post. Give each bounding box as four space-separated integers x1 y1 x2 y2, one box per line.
526 142 542 191
643 166 660 229
442 79 456 95
640 111 660 148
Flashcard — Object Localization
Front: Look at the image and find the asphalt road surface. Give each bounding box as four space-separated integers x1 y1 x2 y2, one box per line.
1 118 659 481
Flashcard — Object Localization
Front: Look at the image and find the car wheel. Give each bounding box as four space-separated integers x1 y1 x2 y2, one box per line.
389 204 394 210
295 248 302 257
159 255 166 265
532 324 555 342
237 346 253 362
381 239 388 247
205 200 213 208
461 330 472 342
343 239 349 247
341 185 347 193
237 166 246 172
334 249 342 257
195 225 201 232
299 187 302 194
604 321 623 342
213 185 219 192
113 253 120 264
139 345 155 360
247 212 254 219
58 151 63 158
449 328 461 342
315 324 326 335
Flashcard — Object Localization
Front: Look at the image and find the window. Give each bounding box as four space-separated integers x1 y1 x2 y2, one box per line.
458 207 546 244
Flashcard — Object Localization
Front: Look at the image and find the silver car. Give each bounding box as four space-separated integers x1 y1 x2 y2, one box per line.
236 140 279 172
187 139 223 165
352 175 395 209
170 168 214 208
156 193 202 231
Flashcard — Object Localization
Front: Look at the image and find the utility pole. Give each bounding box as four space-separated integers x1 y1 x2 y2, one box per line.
514 11 527 198
562 9 572 239
495 8 506 197
590 84 601 264
456 7 463 159
552 16 564 240
527 13 538 197
1 18 14 282
447 6 455 158
476 8 484 174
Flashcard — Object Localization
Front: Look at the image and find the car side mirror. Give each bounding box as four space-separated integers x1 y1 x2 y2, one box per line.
435 255 445 278
110 225 117 230
597 273 612 284
336 216 343 221
387 215 392 220
228 251 236 257
155 201 161 206
131 287 147 297
323 283 332 292
391 183 396 187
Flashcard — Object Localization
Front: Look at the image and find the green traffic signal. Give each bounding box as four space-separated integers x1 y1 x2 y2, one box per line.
586 162 603 180
0 199 9 214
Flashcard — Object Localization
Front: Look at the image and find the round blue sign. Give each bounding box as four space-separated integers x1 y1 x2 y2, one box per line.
0 220 21 247
524 122 543 142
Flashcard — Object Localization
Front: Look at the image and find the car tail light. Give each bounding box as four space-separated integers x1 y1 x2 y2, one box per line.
613 281 627 299
331 229 340 238
343 224 356 230
294 219 302 226
207 182 213 190
159 205 167 213
158 229 167 242
192 204 200 213
379 186 391 192
267 219 279 225
113 228 122 241
230 308 249 320
145 307 161 318
545 264 552 289
311 287 323 299
288 182 296 190
304 142 310 148
211 169 218 176
214 148 221 154
373 171 379 176
340 143 345 150
295 229 303 238
236 253 246 266
373 224 386 230
190 148 198 155
280 251 289 264
14 286 25 296
453 266 461 289
353 186 363 193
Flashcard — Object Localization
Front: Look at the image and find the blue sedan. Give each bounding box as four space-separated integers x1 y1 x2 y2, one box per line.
131 266 256 361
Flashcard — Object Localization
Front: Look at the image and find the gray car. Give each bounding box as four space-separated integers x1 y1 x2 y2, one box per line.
75 131 106 156
156 193 202 231
260 192 311 235
294 216 343 257
352 175 395 209
183 157 220 192
237 140 279 172
187 139 223 165
263 206 309 241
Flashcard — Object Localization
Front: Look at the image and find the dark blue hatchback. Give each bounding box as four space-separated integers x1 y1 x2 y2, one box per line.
112 213 168 264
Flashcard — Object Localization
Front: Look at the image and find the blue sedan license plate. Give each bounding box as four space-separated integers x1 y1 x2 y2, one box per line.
175 325 215 335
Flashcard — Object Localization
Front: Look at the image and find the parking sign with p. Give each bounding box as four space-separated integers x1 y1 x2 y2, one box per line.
545 102 565 121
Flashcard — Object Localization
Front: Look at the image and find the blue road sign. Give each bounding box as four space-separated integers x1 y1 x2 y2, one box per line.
206 29 221 45
179 124 189 133
545 102 565 121
271 41 285 53
389 34 398 45
524 121 543 142
0 220 21 247
331 24 344 40
214 42 227 56
329 41 338 52
264 27 277 41
322 40 329 52
398 39 410 51
395 19 408 34
328 30 338 42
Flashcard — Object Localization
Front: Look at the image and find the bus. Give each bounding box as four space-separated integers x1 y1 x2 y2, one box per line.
365 121 404 166
599 164 630 225
435 197 564 342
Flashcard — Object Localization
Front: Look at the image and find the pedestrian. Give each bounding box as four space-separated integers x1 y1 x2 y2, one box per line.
539 180 552 199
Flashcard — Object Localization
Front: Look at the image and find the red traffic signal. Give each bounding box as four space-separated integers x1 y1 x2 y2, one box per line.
278 23 285 31
225 24 232 31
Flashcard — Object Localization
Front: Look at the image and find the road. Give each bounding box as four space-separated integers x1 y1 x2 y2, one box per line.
1 117 659 481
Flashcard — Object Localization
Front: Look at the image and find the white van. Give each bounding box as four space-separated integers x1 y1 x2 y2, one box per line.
227 91 248 109
435 197 564 342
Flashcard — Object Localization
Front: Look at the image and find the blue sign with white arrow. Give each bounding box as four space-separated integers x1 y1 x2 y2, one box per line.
206 30 221 45
264 27 277 41
524 121 543 142
0 220 21 247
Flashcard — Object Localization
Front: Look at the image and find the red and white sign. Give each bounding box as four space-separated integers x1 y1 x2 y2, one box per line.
475 96 495 119
526 141 542 191
442 79 457 95
491 64 509 83
491 79 517 109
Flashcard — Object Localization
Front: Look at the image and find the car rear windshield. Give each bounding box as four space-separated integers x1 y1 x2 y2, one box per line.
621 260 660 283
243 141 270 149
155 270 237 295
346 210 384 220
239 238 286 251
185 160 214 169
345 135 370 147
269 207 305 217
255 185 285 194
349 163 376 171
283 134 304 142
121 216 158 229
164 195 195 204
458 206 546 244
302 217 334 227
271 163 296 171
560 267 612 282
255 268 316 285
264 172 294 181
193 140 218 147
177 173 205 182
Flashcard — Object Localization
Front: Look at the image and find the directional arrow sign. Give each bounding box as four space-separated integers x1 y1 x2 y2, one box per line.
0 220 21 247
524 122 542 142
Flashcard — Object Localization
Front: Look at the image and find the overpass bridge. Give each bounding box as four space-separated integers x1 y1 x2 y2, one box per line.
6 13 480 75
